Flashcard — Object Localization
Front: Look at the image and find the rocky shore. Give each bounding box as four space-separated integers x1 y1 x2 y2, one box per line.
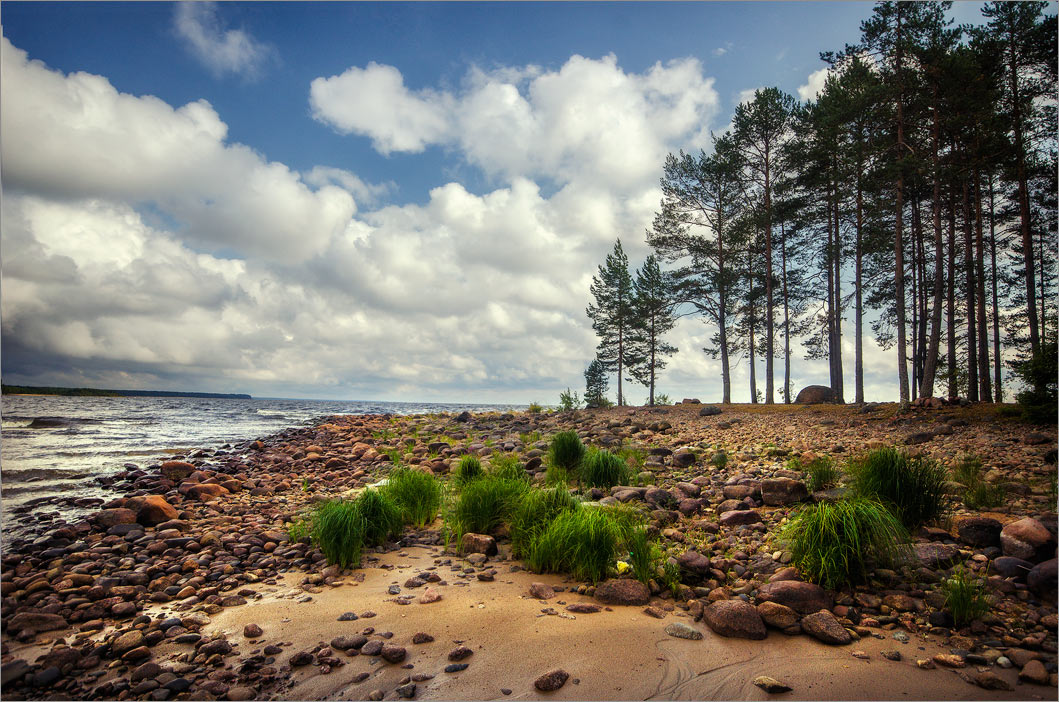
1 402 1056 700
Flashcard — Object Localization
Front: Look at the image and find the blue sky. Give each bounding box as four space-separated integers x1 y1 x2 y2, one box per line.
0 1 1014 402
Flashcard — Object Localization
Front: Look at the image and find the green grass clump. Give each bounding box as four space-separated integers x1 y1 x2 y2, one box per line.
520 430 542 445
525 508 618 583
287 515 312 543
950 455 1005 510
849 447 948 528
941 568 990 627
310 499 367 569
489 453 528 482
545 463 570 486
355 488 404 546
510 487 580 558
384 447 405 465
527 401 544 414
711 451 728 469
454 455 484 488
660 557 682 598
548 430 586 478
791 455 840 491
616 446 646 472
780 496 911 590
626 526 661 586
383 467 442 528
450 475 528 536
581 449 631 489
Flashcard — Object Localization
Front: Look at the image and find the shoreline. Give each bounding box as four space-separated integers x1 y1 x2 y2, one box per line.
1 403 1056 700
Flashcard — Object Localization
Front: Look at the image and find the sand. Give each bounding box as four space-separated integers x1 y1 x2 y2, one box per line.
161 545 1043 701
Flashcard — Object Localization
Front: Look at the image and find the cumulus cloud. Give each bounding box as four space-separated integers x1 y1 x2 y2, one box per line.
311 54 719 189
798 66 831 101
174 2 272 79
0 37 353 263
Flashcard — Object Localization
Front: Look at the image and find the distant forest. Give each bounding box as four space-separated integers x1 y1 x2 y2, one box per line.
586 1 1056 415
1 385 252 400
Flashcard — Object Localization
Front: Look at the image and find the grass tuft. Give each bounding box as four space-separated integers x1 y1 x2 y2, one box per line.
950 455 1005 510
941 567 990 627
449 475 528 537
791 455 840 491
581 448 631 489
383 467 442 528
310 499 367 569
454 455 484 488
489 453 528 482
509 487 580 558
848 447 948 528
525 508 617 584
626 526 661 586
780 496 911 590
355 488 404 546
548 430 587 479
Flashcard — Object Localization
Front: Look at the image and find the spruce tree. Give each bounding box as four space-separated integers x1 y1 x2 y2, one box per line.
584 359 610 409
627 255 678 405
586 239 639 406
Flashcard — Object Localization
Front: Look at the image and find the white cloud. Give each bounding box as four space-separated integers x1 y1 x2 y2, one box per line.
0 37 352 263
311 54 719 189
174 2 272 79
798 66 831 102
736 87 761 107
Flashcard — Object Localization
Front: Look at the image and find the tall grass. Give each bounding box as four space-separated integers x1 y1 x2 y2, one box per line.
356 489 404 546
581 449 631 489
454 455 484 488
383 467 442 528
525 508 618 583
791 455 840 491
520 430 542 445
510 487 580 558
310 500 367 569
489 453 528 482
780 496 910 590
941 568 990 627
849 447 948 528
950 455 1005 510
626 526 661 586
548 430 586 479
449 475 528 537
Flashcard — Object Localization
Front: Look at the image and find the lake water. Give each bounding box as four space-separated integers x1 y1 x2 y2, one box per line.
1 395 525 538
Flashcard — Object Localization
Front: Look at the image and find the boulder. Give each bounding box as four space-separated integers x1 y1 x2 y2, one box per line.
756 581 832 615
95 508 137 528
595 579 650 606
644 487 677 509
719 510 763 527
756 601 800 629
1026 559 1056 600
800 610 852 645
794 385 834 404
698 405 722 417
455 411 472 423
914 542 961 569
671 451 696 468
760 478 809 506
676 550 711 576
159 461 196 481
185 483 228 501
702 600 767 640
992 556 1035 578
461 533 498 557
8 612 67 634
134 495 178 526
1000 518 1055 562
956 516 1002 548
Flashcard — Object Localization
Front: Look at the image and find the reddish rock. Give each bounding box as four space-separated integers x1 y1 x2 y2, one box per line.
461 533 498 556
594 578 650 606
243 624 263 638
160 461 196 481
702 600 767 640
760 478 809 506
134 495 178 526
534 669 569 692
795 385 834 404
1001 518 1055 562
185 483 229 501
756 581 832 615
801 610 852 645
529 582 556 600
95 508 138 527
676 550 711 576
757 601 800 629
9 612 67 634
956 516 1002 548
719 509 762 527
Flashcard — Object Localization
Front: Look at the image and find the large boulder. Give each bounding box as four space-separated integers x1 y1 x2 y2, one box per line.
698 405 722 417
94 508 138 528
160 461 196 481
800 610 852 645
1000 518 1055 563
676 550 712 577
914 542 962 569
702 600 767 640
1027 559 1057 601
461 533 498 557
756 581 832 615
719 510 763 527
956 516 1003 548
594 579 650 606
794 385 834 404
184 483 229 501
132 495 178 526
760 478 809 506
756 601 800 629
8 612 67 634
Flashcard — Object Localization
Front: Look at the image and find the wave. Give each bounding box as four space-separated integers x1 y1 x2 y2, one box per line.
2 481 91 496
2 467 95 481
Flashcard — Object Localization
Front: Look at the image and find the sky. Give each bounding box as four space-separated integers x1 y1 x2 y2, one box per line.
0 1 1006 403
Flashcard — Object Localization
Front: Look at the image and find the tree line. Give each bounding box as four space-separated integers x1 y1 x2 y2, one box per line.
585 1 1056 413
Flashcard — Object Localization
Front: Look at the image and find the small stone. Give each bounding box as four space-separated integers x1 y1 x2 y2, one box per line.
534 669 570 692
1018 660 1049 685
337 612 358 621
664 622 703 640
380 644 407 663
752 676 792 693
565 603 601 614
881 650 902 662
529 582 556 600
448 646 473 661
974 671 1012 691
916 659 936 670
367 690 384 701
412 632 434 644
932 654 965 668
243 624 263 638
227 687 256 701
395 682 416 698
418 587 442 604
851 650 870 660
644 606 666 619
444 663 469 673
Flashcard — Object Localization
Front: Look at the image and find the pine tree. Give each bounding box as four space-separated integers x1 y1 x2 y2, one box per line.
586 239 639 406
627 255 678 405
584 358 610 409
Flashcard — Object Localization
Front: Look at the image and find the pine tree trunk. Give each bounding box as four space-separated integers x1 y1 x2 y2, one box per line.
947 189 957 400
855 166 865 404
963 178 979 402
764 149 775 405
617 326 624 407
973 167 992 402
920 94 945 399
894 5 910 405
781 222 791 404
988 174 1002 402
911 199 921 400
833 180 844 403
719 224 731 404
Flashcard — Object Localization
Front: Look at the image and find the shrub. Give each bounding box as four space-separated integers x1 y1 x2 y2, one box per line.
527 401 544 414
941 568 990 627
454 455 484 488
548 430 586 477
581 449 630 489
383 467 442 528
654 393 672 406
849 447 948 528
510 487 580 558
660 558 683 598
780 496 911 590
355 489 404 546
711 451 728 469
450 475 528 537
384 448 404 465
558 388 583 412
526 508 618 583
310 499 367 569
626 526 661 586
1010 340 1058 424
792 455 840 492
489 453 528 482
